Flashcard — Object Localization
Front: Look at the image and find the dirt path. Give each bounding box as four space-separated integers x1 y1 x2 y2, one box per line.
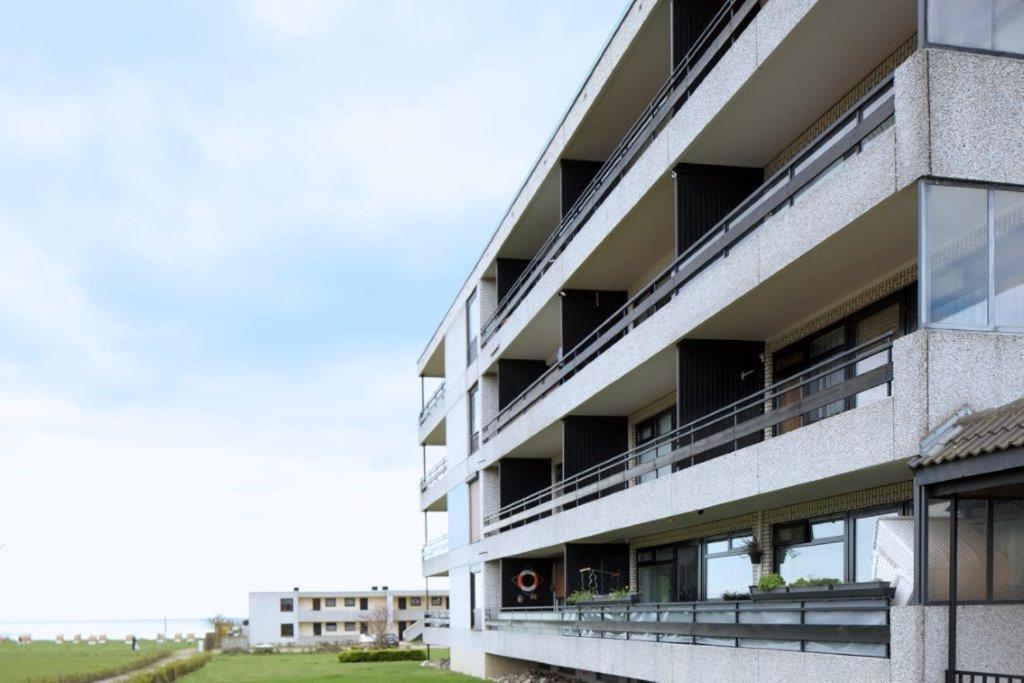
97 647 197 683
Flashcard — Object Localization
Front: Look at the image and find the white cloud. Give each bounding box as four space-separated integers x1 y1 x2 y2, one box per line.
0 93 90 153
242 0 349 38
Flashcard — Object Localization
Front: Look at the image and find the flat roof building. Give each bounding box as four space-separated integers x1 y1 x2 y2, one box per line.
416 0 1024 680
247 587 448 647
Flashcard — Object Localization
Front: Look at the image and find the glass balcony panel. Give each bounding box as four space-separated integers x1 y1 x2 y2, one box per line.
928 0 991 49
994 189 1024 327
738 638 800 651
995 0 1024 52
805 641 887 657
925 184 990 327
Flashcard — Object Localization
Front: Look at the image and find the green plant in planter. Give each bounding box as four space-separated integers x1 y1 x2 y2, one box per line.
721 591 750 600
567 590 595 605
788 577 840 587
609 586 632 599
757 572 785 591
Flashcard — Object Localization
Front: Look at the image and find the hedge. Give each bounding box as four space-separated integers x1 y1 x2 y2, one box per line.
34 650 172 683
125 652 212 682
338 648 426 663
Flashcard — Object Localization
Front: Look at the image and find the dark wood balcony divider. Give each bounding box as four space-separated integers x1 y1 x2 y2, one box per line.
502 557 555 609
674 163 763 255
671 0 729 69
496 258 531 304
677 339 765 465
561 160 604 219
561 289 629 355
498 359 548 411
563 416 628 507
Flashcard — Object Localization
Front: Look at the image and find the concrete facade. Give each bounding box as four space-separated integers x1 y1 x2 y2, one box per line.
417 0 1024 680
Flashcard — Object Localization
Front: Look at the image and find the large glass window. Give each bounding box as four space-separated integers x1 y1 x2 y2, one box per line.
466 288 479 365
704 533 753 599
637 547 675 604
468 383 480 454
775 519 845 584
853 508 900 582
927 0 1024 54
635 409 675 484
923 183 1024 330
993 500 1024 600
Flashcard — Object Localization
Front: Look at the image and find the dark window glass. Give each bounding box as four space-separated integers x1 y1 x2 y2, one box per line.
344 622 356 631
993 500 1024 600
279 598 293 612
431 596 443 606
775 518 845 584
468 383 480 453
638 563 674 603
410 597 422 606
325 622 337 632
280 623 294 637
344 597 355 607
466 288 479 365
636 408 675 483
325 598 336 607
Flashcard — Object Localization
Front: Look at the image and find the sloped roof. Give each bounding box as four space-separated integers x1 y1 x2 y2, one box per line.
910 397 1024 469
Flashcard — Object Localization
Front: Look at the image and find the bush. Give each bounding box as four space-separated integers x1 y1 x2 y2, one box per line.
565 590 594 605
757 573 785 591
125 653 212 682
338 648 426 663
34 650 172 683
788 577 840 587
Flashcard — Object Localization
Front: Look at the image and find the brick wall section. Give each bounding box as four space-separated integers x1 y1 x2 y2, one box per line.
764 34 917 178
481 466 501 520
764 263 918 386
480 373 499 429
483 560 502 612
628 482 911 592
479 277 497 330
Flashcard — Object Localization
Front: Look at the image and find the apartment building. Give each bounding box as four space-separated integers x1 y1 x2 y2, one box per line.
247 587 448 646
416 0 1024 680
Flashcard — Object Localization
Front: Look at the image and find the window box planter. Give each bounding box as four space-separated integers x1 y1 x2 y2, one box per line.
749 581 893 601
572 593 639 606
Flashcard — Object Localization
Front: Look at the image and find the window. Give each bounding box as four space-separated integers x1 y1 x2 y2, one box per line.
466 288 479 365
704 533 753 599
410 597 422 607
359 598 368 610
279 598 293 612
398 597 407 610
359 623 368 635
280 623 294 638
468 383 480 453
637 546 677 603
431 596 443 606
325 622 337 632
926 0 1024 55
923 183 1024 331
775 519 845 584
344 622 356 632
343 597 355 607
635 409 675 483
853 508 901 582
926 496 1024 603
325 598 336 608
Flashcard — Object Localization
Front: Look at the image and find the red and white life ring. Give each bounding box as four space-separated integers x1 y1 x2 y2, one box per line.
514 568 541 593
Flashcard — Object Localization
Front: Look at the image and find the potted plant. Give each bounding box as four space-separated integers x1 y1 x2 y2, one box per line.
742 538 763 565
755 572 785 593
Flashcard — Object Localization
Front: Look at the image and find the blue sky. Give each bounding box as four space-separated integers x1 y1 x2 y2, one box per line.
0 0 626 620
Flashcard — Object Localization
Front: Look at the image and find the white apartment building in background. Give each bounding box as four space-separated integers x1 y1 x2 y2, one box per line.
417 0 1024 680
247 587 448 647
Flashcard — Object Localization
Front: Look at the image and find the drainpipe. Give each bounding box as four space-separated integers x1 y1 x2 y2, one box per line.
947 494 958 683
424 511 431 661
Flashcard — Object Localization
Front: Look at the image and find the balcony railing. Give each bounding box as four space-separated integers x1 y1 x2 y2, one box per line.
419 381 446 425
951 672 1024 683
480 0 762 347
424 610 450 628
487 585 893 658
482 75 896 444
420 458 448 491
421 533 449 561
483 334 894 534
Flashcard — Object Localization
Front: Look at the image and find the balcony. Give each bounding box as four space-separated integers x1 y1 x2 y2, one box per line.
419 381 445 425
485 333 894 535
487 583 894 658
482 75 896 445
422 533 449 561
480 0 762 349
420 458 447 492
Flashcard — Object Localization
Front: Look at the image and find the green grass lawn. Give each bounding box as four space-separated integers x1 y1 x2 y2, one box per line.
182 648 478 682
0 639 192 683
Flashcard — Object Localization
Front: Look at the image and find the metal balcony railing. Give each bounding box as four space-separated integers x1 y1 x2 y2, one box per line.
483 333 894 534
421 533 449 561
420 458 448 491
480 0 762 348
951 671 1024 683
419 381 446 425
423 610 450 628
482 75 896 444
487 584 893 658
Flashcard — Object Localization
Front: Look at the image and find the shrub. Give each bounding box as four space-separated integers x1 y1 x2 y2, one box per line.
338 648 426 663
788 577 840 587
125 653 212 683
721 591 750 600
34 650 172 683
757 573 785 592
566 590 595 605
609 586 632 599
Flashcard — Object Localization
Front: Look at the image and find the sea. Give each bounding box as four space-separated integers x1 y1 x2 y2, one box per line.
0 618 225 641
